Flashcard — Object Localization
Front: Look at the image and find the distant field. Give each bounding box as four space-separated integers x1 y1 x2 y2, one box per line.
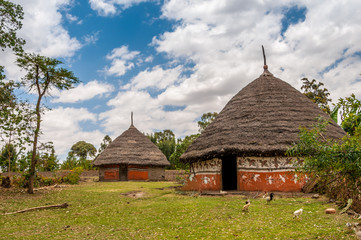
0 182 356 239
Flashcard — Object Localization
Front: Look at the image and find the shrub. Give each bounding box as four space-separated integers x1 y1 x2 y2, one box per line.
287 118 361 212
62 167 83 184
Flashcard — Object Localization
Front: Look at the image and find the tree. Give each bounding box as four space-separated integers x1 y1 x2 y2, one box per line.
148 129 176 161
98 135 112 154
61 154 78 170
301 78 331 114
198 112 218 133
0 67 17 107
169 134 199 169
17 151 31 172
16 53 79 193
0 143 16 172
0 0 25 53
287 118 361 206
331 94 361 136
37 142 59 172
0 67 33 177
66 141 97 170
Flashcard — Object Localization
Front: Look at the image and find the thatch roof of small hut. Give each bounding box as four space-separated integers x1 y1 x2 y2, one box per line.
181 68 345 163
93 124 170 167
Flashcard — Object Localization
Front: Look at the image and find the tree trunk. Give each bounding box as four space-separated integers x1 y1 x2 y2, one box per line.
28 83 42 194
4 203 68 215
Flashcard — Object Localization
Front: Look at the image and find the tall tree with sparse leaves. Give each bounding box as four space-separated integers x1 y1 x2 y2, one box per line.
0 0 25 53
301 78 331 114
17 52 79 194
198 112 218 133
331 94 361 136
98 135 112 154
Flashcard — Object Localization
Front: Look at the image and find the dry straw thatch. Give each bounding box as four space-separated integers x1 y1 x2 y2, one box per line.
181 69 345 162
93 124 170 167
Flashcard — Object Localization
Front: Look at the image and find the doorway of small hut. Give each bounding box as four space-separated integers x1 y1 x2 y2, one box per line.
119 165 128 181
221 155 238 190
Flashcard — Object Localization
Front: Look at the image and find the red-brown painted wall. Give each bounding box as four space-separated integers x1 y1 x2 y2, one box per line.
181 174 221 191
104 170 119 180
181 171 305 192
128 165 149 180
238 171 305 192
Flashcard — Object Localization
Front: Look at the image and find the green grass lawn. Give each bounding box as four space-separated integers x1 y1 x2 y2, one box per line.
0 181 357 239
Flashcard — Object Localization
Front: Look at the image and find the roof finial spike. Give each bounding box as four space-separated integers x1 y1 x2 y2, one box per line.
131 112 134 126
262 45 268 70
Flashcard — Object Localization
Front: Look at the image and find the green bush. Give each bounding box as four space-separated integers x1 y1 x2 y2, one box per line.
287 119 361 212
62 167 83 184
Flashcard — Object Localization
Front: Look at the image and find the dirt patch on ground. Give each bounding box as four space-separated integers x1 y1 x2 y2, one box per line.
121 191 146 198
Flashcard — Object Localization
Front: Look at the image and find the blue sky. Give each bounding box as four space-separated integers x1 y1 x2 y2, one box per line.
2 0 361 161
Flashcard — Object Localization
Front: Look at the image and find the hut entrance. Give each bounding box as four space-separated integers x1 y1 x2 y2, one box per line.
119 165 128 181
222 156 238 190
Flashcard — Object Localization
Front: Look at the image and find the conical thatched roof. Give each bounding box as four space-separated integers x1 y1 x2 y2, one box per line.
93 124 170 167
181 68 345 162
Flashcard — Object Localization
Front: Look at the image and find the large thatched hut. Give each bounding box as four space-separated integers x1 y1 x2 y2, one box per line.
93 119 170 181
180 64 345 192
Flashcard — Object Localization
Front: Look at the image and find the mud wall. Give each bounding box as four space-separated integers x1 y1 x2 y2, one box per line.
181 156 306 192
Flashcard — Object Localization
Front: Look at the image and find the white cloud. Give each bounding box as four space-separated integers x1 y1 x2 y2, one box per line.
99 90 198 138
83 32 100 45
150 0 361 114
13 0 82 58
65 13 79 23
89 0 149 16
52 80 114 103
103 46 140 76
94 0 361 141
41 107 104 160
123 65 184 90
2 0 83 82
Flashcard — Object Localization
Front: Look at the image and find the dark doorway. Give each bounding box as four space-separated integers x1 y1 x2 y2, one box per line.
222 156 238 190
119 165 128 181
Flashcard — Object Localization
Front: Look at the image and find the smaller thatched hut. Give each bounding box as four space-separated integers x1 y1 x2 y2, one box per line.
93 117 170 181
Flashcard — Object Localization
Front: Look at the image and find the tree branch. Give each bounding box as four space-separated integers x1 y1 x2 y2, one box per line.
4 203 68 215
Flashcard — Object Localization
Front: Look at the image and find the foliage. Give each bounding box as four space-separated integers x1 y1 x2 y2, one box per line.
169 134 199 169
0 182 355 239
63 141 97 170
61 154 78 170
62 167 83 184
287 118 361 211
11 173 59 188
0 70 34 176
10 167 84 188
0 67 17 107
301 78 331 114
16 151 31 172
198 112 218 133
16 52 79 193
331 93 361 136
0 143 16 172
148 129 176 161
69 141 97 160
98 135 112 154
37 142 59 172
0 0 25 53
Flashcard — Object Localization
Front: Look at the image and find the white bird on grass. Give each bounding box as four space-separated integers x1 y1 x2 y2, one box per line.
265 192 274 204
242 200 251 212
293 208 303 219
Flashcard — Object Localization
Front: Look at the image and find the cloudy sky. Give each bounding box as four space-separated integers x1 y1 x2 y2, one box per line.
2 0 361 161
